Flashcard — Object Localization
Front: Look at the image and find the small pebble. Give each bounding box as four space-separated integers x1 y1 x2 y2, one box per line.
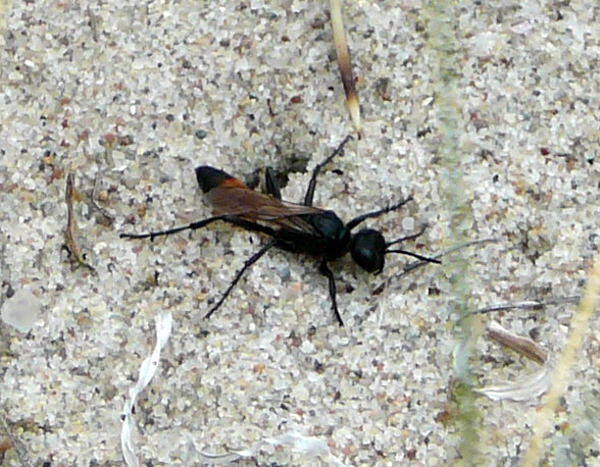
1 288 41 333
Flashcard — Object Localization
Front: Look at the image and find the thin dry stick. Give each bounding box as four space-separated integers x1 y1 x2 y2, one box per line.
522 253 600 466
64 173 96 272
487 321 548 365
473 296 580 315
330 0 361 135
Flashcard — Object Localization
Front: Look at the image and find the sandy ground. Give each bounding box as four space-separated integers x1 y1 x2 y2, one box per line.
1 1 599 465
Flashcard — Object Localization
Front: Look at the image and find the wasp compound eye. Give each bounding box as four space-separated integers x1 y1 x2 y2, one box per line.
350 228 386 273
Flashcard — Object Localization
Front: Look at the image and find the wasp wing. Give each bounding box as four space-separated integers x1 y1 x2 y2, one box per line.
206 185 326 236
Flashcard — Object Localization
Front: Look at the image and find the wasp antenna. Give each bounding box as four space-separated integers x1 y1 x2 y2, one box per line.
386 249 441 264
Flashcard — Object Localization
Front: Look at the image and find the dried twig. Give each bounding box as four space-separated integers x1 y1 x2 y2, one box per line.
473 296 580 315
330 0 361 135
475 323 550 401
487 321 548 365
64 173 96 273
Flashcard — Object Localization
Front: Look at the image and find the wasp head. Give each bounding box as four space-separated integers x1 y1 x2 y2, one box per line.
349 228 387 274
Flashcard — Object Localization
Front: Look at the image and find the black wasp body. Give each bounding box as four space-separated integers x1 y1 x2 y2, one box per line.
121 136 439 325
269 210 350 260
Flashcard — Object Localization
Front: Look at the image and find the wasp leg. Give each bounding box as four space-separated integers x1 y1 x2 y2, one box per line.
120 215 234 241
121 215 279 242
318 260 344 326
304 135 353 206
264 167 282 200
204 240 276 320
346 196 413 231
